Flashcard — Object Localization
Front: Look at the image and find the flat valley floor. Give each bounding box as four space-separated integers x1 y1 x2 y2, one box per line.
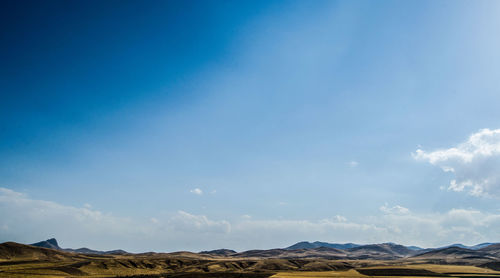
2 260 500 278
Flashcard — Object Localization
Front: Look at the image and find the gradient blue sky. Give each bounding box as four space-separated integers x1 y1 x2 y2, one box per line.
2 0 500 252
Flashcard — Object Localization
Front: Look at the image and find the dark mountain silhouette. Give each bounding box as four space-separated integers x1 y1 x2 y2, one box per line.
285 241 498 253
446 244 469 249
443 243 495 250
21 238 500 261
68 247 128 255
30 238 128 255
200 249 237 256
286 241 360 250
31 238 61 250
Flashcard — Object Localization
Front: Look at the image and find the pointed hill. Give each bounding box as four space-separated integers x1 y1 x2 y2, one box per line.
31 238 61 250
30 238 128 255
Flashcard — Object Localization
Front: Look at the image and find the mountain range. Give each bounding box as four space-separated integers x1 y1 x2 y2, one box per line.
286 241 360 250
25 238 500 261
31 238 128 255
284 241 496 252
2 239 500 277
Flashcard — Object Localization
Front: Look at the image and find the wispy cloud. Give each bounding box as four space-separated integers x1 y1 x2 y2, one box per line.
2 188 500 251
413 128 500 197
0 187 136 250
189 188 203 195
380 203 410 215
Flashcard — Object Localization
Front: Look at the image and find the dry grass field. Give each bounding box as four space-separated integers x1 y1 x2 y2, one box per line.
271 265 500 278
271 269 365 278
3 260 500 278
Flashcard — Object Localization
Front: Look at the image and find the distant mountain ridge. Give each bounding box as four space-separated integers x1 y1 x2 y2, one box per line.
347 243 417 258
200 249 237 256
444 243 496 250
1 238 500 266
286 241 360 250
4 240 500 277
25 238 500 260
285 241 497 252
30 238 128 255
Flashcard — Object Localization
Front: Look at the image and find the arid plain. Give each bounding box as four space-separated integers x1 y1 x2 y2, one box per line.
2 239 500 278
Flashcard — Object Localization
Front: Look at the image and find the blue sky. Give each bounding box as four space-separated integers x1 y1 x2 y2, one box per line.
2 0 500 252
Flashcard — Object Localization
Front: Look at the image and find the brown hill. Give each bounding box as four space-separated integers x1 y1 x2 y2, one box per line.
3 241 500 277
407 246 498 265
347 243 417 259
478 243 500 257
233 247 347 259
412 246 489 258
31 238 129 255
229 244 418 260
0 241 73 261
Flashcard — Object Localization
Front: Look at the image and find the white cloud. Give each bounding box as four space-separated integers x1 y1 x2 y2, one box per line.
413 128 500 197
333 215 347 222
189 188 203 195
0 187 137 249
3 188 500 251
380 203 410 215
0 187 231 252
170 210 231 234
0 187 24 198
348 161 359 167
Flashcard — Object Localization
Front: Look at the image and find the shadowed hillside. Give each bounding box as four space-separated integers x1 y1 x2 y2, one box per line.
3 240 500 278
0 241 74 261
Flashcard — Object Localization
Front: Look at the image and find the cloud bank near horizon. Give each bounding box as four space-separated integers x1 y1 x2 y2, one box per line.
1 187 500 252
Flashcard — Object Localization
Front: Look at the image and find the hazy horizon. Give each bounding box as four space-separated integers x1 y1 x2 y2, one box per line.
24 237 499 254
2 0 500 253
